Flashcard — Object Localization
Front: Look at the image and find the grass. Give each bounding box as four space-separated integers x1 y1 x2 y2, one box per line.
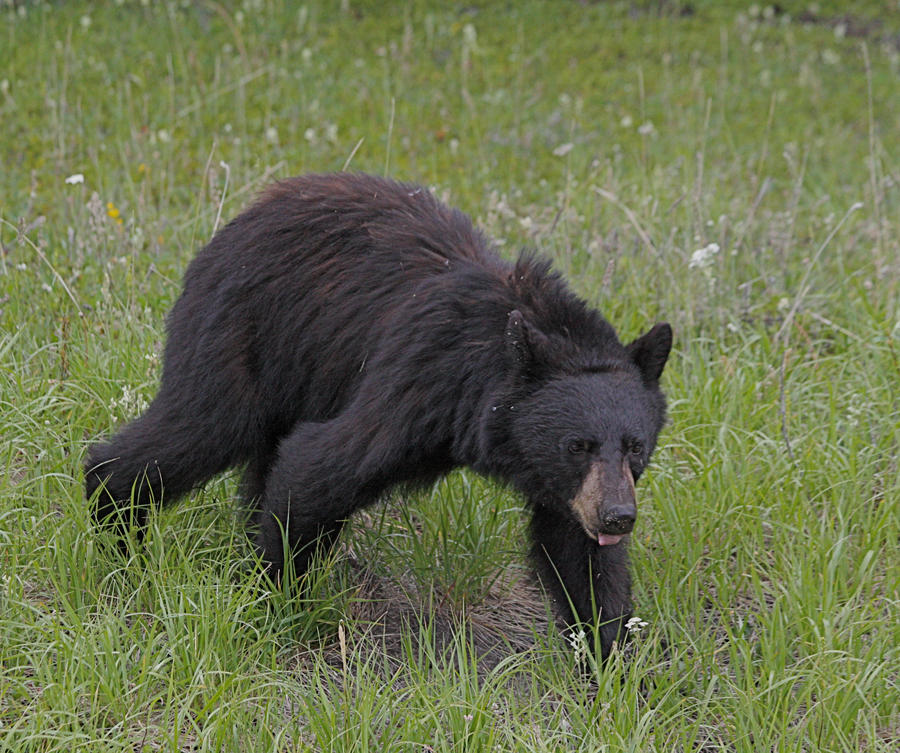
1 0 898 750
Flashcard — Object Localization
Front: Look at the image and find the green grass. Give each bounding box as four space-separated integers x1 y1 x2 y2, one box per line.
1 1 898 750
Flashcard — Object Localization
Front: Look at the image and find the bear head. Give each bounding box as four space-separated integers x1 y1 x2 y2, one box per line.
501 311 672 545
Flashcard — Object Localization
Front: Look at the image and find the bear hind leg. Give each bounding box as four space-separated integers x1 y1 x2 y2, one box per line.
239 444 279 511
85 396 250 539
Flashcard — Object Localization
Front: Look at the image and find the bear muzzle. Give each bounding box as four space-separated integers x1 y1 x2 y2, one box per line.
570 458 637 546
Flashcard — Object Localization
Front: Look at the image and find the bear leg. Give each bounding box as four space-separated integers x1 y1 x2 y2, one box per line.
239 446 278 510
529 505 632 661
255 418 387 582
85 395 245 537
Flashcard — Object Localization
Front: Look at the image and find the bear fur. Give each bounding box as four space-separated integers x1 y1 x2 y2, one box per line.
85 173 672 660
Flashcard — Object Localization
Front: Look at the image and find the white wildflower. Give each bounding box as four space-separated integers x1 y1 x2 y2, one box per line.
688 242 720 269
637 121 655 136
128 224 145 250
265 126 278 144
111 386 149 416
462 23 478 48
567 627 589 663
846 395 865 428
625 616 649 633
620 115 633 128
65 173 85 185
552 142 574 157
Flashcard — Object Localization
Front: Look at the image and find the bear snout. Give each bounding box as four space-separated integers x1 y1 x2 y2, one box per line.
571 458 638 540
600 504 636 535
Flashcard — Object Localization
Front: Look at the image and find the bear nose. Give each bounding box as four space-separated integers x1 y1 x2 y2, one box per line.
602 505 636 534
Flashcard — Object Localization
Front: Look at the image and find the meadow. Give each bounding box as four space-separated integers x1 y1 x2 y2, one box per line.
1 1 898 750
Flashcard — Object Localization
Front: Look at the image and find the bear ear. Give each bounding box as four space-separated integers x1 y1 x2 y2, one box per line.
626 322 672 383
505 309 551 370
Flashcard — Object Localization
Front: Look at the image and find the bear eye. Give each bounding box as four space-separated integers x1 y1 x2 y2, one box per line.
567 438 593 455
629 442 644 456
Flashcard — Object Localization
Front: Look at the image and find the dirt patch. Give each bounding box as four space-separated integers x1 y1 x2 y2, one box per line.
320 556 552 676
796 10 884 40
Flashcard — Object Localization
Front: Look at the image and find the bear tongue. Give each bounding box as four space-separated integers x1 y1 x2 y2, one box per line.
597 533 623 546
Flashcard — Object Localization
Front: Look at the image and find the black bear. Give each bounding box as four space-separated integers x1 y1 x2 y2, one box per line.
85 173 671 660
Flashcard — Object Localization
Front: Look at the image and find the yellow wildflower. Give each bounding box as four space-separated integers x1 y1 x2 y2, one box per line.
106 201 123 226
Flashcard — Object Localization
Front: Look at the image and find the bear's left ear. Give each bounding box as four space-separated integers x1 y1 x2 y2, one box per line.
505 309 552 371
626 322 672 383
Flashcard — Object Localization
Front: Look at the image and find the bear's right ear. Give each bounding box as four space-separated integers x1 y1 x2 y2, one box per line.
505 310 552 370
626 322 673 383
